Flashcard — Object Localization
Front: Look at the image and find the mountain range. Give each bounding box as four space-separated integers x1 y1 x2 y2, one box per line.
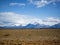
0 23 60 28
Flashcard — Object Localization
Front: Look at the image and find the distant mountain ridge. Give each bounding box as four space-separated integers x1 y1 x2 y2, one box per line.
0 23 60 28
50 23 60 28
24 23 49 28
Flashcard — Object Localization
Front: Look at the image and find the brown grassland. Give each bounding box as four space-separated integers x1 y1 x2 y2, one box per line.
0 28 60 45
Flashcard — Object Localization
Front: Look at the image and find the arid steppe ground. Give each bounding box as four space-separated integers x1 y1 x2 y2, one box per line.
0 28 60 45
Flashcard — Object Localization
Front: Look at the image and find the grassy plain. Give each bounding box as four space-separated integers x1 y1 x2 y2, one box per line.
0 28 60 45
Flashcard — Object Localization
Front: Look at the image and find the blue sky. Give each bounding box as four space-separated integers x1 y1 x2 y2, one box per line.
0 0 60 26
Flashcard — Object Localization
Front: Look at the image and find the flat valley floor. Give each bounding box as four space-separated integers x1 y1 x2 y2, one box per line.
0 28 60 45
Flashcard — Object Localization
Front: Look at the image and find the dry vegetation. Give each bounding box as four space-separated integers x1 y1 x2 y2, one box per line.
0 28 60 45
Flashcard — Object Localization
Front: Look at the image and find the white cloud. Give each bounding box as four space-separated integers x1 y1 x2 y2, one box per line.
0 12 30 26
45 17 60 22
9 3 26 7
42 17 60 26
0 12 60 27
28 0 60 8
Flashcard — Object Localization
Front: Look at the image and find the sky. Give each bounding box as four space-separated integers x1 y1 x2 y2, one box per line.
0 0 60 27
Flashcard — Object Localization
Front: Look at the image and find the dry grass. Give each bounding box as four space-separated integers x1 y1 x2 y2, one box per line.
0 28 60 45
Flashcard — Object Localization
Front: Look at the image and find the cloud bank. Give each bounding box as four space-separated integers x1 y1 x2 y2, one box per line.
28 0 60 8
0 12 60 27
9 0 60 8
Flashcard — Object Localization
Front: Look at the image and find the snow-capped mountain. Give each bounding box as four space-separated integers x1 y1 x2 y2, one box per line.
0 23 49 28
0 23 60 28
24 23 49 28
50 23 60 28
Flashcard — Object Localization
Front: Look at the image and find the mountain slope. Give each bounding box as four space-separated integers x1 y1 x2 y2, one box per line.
50 23 60 28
